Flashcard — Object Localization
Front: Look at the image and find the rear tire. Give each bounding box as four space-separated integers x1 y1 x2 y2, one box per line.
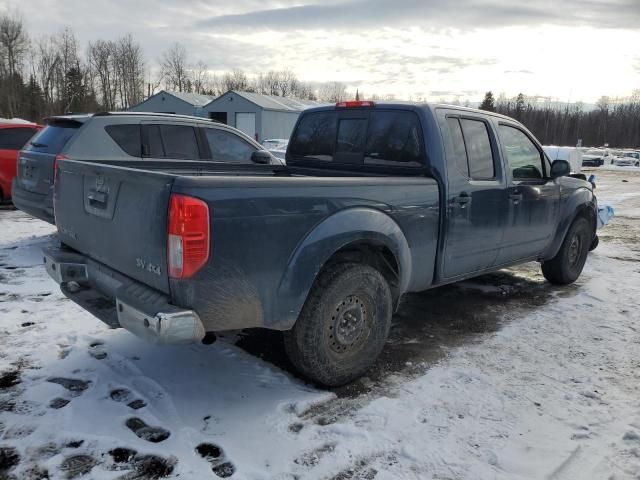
284 263 392 387
542 217 591 285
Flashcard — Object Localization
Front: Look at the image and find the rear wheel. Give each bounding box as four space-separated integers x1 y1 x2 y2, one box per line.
284 263 392 387
542 217 591 285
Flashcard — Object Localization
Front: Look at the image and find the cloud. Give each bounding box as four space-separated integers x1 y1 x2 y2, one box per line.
197 0 640 32
504 69 534 74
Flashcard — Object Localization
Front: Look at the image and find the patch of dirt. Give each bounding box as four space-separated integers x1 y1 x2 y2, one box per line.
49 398 70 409
196 443 235 478
109 447 137 464
0 370 20 389
3 424 36 439
125 418 170 443
0 446 20 476
120 454 175 480
47 378 90 394
59 454 97 479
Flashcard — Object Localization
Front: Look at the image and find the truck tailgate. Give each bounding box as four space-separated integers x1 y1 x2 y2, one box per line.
54 160 174 294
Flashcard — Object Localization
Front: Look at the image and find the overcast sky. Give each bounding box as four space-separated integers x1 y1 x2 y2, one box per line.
5 0 640 102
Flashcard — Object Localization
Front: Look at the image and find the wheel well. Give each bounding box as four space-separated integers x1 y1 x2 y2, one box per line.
575 205 597 234
322 241 401 304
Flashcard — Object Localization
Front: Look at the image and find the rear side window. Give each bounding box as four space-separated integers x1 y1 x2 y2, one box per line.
459 119 495 180
24 123 80 154
105 124 141 157
365 111 423 167
159 125 199 160
143 124 200 160
289 112 337 161
446 117 469 176
205 128 256 163
0 127 38 150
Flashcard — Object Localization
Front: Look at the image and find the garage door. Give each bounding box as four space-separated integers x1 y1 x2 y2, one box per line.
235 113 256 140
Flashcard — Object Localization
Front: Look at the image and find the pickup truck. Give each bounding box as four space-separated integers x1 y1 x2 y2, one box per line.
44 101 597 386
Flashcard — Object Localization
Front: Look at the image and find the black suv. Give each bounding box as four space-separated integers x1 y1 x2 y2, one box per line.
12 112 280 223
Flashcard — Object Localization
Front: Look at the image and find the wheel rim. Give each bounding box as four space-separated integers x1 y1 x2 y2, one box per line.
567 233 582 267
327 295 370 354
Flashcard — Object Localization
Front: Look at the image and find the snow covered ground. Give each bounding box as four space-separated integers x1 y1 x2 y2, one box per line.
1 170 639 479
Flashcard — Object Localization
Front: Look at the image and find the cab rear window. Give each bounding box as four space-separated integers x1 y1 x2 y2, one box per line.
288 112 337 162
289 110 425 168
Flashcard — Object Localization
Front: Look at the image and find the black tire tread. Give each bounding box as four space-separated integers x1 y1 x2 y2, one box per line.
542 216 591 285
284 262 392 387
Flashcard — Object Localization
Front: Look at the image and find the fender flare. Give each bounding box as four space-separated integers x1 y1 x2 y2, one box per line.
542 187 596 261
271 207 411 329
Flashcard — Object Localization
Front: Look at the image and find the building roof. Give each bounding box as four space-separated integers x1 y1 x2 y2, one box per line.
167 90 215 106
129 90 214 110
207 91 319 112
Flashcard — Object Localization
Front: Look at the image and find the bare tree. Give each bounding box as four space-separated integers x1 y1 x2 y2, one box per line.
159 43 189 92
221 68 248 91
318 81 348 102
0 10 29 116
191 60 209 94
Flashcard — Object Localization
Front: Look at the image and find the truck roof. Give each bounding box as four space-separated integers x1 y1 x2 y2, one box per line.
303 101 517 122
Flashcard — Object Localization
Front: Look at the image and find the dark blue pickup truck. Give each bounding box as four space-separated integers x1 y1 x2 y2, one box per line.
44 102 597 386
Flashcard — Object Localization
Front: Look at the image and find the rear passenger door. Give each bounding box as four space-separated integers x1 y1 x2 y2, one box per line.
494 122 559 263
141 122 203 160
439 111 508 279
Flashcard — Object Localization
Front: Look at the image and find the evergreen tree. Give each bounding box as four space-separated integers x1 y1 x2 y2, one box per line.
24 75 45 121
515 93 526 119
479 91 495 112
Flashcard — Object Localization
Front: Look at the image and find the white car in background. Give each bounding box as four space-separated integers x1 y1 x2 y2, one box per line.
262 138 288 161
582 148 613 167
613 151 640 167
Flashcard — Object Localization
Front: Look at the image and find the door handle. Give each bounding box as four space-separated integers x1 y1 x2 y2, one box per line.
88 190 108 209
509 192 523 204
454 192 471 206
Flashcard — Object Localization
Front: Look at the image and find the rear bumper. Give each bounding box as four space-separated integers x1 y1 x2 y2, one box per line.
43 246 205 344
11 179 55 224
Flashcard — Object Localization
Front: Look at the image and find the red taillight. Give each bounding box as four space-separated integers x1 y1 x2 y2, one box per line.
168 194 210 279
54 154 67 181
335 101 375 108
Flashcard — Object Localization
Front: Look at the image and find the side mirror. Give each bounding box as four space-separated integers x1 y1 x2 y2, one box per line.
251 150 272 165
550 159 571 179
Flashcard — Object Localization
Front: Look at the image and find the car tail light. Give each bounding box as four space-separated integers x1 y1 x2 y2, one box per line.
336 101 375 108
168 194 210 279
54 154 67 181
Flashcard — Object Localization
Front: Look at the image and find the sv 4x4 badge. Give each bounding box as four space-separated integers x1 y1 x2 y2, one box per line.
136 258 161 276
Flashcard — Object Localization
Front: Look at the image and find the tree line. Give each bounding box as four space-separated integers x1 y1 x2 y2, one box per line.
0 11 352 122
479 91 640 148
1 10 638 148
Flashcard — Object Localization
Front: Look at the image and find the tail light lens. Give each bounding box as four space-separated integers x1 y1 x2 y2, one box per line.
168 194 210 279
54 154 67 182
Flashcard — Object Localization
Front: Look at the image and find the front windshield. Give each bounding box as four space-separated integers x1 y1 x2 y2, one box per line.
585 149 603 156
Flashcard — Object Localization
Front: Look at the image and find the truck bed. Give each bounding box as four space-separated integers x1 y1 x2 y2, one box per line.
53 158 440 334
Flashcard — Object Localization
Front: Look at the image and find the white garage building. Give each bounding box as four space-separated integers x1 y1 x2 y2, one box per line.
203 91 319 143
